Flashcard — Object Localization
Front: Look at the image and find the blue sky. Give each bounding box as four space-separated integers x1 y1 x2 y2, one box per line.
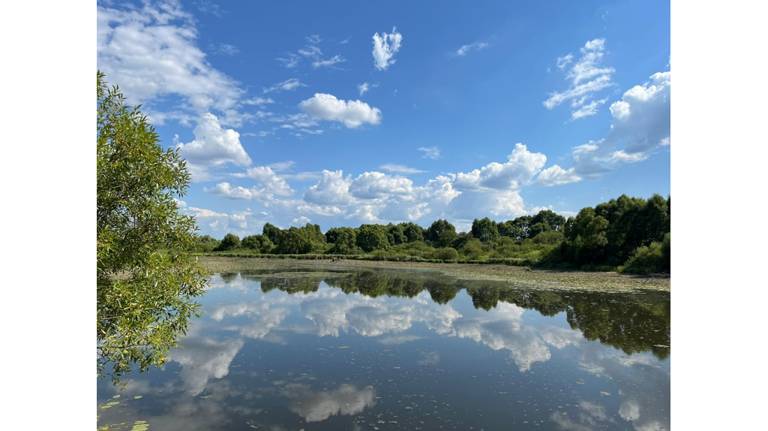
97 0 670 236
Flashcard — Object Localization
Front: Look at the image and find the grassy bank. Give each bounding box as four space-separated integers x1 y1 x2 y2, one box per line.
198 255 670 293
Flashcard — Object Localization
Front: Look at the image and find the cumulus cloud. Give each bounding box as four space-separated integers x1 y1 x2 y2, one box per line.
372 27 403 70
456 41 489 56
170 336 244 395
282 384 376 423
208 165 294 202
545 38 615 119
207 182 265 200
97 1 242 116
537 165 582 186
303 170 353 205
571 71 670 176
349 172 414 199
453 143 547 190
299 93 382 128
176 113 251 180
232 166 294 196
192 142 576 232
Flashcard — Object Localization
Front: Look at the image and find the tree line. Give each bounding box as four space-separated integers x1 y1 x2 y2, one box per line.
193 195 670 274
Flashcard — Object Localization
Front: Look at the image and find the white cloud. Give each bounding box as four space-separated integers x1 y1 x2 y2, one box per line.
312 54 345 68
176 113 251 180
372 27 403 70
453 143 547 191
537 165 582 186
182 205 261 237
571 98 607 120
98 2 242 117
208 164 294 202
349 172 414 199
556 53 574 69
304 170 353 205
456 41 489 56
263 78 305 93
277 34 346 70
571 71 670 176
242 97 274 106
188 142 577 233
544 38 615 119
170 336 244 395
418 146 441 159
357 82 377 96
282 384 376 423
299 93 382 128
232 166 294 196
379 164 426 174
208 182 265 200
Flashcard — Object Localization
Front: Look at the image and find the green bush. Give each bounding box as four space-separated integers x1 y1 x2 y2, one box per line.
430 247 459 261
621 233 670 275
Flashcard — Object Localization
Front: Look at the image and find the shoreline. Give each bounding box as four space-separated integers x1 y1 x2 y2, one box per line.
198 256 670 293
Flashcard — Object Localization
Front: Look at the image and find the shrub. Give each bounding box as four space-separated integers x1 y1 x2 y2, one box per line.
431 247 459 261
621 235 669 275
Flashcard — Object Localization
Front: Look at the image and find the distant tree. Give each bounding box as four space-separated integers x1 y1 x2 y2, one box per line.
262 223 283 244
216 233 241 251
386 224 407 245
400 222 425 243
426 219 457 247
275 224 325 254
560 208 610 265
356 224 390 252
498 215 532 241
241 234 274 253
530 210 566 232
97 72 206 381
191 235 220 252
471 217 500 242
326 227 358 254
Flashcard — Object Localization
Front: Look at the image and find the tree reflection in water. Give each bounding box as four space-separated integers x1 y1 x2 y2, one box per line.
242 269 669 359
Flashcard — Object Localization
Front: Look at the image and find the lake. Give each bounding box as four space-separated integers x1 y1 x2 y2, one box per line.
97 269 670 430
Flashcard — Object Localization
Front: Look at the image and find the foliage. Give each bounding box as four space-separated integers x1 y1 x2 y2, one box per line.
430 247 459 261
274 224 326 254
426 219 457 247
545 194 670 270
356 224 390 252
622 233 671 274
97 72 206 381
400 222 425 242
326 227 358 254
190 235 220 252
197 194 669 271
241 234 274 253
471 217 500 242
215 233 241 251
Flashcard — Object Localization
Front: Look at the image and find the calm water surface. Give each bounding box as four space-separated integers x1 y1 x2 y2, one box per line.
98 269 670 430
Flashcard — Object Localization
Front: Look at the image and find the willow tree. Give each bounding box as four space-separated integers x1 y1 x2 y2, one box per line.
97 72 207 381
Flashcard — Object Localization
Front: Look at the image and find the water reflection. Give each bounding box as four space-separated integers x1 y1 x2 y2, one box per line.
98 269 669 430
